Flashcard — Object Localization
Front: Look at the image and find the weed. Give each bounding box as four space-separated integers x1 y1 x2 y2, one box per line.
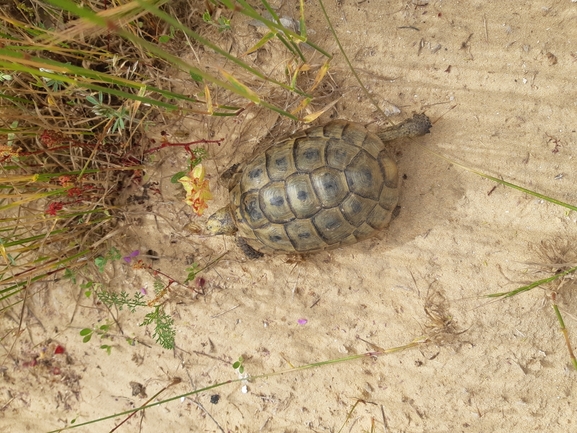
158 25 177 44
94 248 122 273
80 249 178 350
184 263 201 285
232 356 245 374
487 237 577 369
202 10 232 32
85 92 130 134
97 290 146 314
80 324 110 343
80 280 100 299
79 324 113 355
73 247 220 351
94 287 176 350
79 285 176 351
140 306 176 350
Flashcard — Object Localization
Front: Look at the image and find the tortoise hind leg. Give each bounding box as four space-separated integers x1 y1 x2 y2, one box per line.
377 113 432 142
237 238 264 259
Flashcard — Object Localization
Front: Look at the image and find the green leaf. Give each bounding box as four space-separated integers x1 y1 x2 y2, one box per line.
63 268 76 284
82 334 92 343
86 94 100 106
189 70 204 82
170 171 187 183
107 247 121 261
80 281 93 289
244 31 276 55
152 307 175 349
153 278 164 294
79 328 92 336
217 16 231 31
202 10 211 23
94 256 106 272
220 70 261 103
184 263 200 284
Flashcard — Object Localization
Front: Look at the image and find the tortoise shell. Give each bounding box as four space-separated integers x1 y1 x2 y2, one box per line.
222 116 428 255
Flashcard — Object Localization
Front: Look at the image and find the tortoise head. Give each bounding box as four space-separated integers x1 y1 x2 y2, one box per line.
206 205 237 235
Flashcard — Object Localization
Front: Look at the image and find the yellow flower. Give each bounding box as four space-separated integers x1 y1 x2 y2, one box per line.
178 164 212 216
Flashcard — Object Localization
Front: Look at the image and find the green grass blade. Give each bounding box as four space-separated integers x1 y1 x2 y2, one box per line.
0 50 198 109
132 0 310 97
46 337 423 432
487 266 577 298
257 0 306 61
245 31 277 55
0 189 68 211
0 248 92 292
551 302 577 370
474 173 577 213
42 0 298 119
275 32 306 62
419 144 577 214
317 0 385 116
223 0 304 41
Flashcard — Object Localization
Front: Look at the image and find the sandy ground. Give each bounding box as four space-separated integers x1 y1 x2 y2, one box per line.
2 1 577 432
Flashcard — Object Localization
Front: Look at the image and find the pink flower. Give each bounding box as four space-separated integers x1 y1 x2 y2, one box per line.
123 250 140 263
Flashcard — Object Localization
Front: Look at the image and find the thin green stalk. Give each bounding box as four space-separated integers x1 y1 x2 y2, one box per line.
221 0 331 58
42 0 300 118
551 301 577 370
0 229 70 249
487 266 577 298
257 0 306 61
338 399 363 433
474 173 577 213
0 189 68 211
0 53 187 111
0 208 108 225
0 46 201 102
0 248 92 301
552 302 577 370
317 0 386 117
47 337 426 432
419 144 577 213
135 0 311 96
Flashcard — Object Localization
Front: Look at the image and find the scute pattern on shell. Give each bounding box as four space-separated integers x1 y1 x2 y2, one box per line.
229 120 400 254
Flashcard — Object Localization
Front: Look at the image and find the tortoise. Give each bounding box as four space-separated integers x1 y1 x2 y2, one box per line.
206 113 432 257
